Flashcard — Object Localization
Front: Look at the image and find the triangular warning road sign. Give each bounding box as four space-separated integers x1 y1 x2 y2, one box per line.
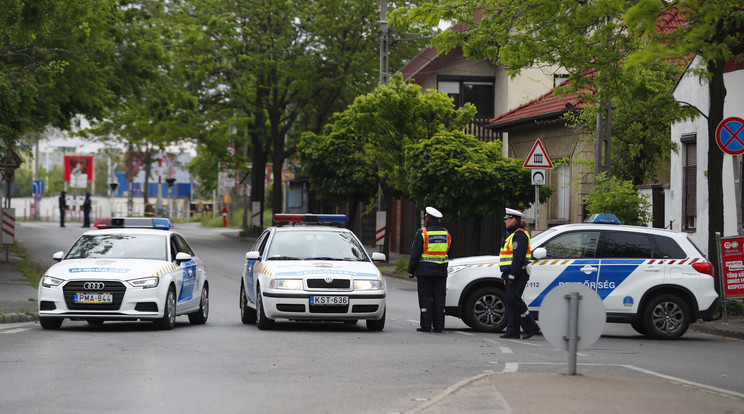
0 148 22 169
523 138 553 169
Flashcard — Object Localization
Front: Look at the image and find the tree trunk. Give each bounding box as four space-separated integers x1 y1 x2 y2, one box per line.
707 59 726 291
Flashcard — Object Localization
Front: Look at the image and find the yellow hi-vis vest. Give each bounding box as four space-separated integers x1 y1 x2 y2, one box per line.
421 227 451 264
499 228 532 268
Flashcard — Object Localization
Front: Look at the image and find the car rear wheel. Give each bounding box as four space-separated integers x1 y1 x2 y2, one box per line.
642 294 690 340
240 283 256 324
366 309 385 331
40 317 63 330
155 287 176 330
255 286 275 330
463 287 507 333
188 284 209 325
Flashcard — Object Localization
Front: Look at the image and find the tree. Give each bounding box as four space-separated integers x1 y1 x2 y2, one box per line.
624 0 744 281
584 172 652 226
301 75 477 258
171 0 434 230
298 123 378 230
0 0 165 151
406 130 551 251
402 0 742 269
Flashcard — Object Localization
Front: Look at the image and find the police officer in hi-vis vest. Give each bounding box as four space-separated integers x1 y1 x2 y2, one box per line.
499 208 541 339
408 207 451 333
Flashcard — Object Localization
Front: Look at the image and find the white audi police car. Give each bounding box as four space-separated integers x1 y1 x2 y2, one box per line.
446 223 720 339
38 218 209 330
239 214 387 331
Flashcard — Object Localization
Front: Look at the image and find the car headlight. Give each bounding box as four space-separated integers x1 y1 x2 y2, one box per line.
127 277 160 289
448 265 467 275
354 279 383 291
41 275 65 288
269 279 303 290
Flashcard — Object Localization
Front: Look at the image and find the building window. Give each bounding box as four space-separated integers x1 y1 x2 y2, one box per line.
437 76 495 119
554 74 570 88
682 135 696 231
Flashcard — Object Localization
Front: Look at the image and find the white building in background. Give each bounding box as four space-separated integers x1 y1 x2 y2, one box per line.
669 56 744 257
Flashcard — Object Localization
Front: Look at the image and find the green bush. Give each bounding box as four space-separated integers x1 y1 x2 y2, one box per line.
395 258 408 273
584 172 652 226
725 299 744 316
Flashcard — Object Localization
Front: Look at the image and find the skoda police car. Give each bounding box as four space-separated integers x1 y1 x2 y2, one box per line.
239 214 387 331
446 223 719 339
38 218 209 330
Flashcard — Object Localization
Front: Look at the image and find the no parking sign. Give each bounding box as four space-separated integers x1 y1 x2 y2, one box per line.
715 117 744 155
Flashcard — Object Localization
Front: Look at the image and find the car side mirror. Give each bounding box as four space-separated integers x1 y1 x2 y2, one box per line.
371 252 386 262
175 252 192 264
532 247 547 260
52 251 64 262
245 251 261 261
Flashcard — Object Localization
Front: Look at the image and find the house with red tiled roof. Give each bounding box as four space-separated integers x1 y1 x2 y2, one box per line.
488 86 594 228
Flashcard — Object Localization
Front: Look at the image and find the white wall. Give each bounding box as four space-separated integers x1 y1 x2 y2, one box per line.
670 56 744 256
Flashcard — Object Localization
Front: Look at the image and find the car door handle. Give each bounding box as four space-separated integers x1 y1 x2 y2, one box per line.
645 266 662 272
580 265 598 274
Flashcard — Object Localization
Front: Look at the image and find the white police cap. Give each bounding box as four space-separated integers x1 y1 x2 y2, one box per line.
504 208 524 219
425 206 443 218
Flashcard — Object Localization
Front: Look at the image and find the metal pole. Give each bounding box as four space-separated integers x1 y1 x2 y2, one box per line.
566 292 580 375
534 185 539 231
734 155 743 235
715 232 728 325
379 0 389 85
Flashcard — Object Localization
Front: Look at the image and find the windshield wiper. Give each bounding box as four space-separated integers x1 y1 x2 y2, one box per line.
305 256 342 261
267 256 300 260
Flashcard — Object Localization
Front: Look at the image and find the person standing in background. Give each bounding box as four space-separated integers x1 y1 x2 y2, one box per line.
58 191 67 228
82 192 91 227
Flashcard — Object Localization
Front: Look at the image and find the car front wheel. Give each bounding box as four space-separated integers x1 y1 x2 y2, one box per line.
40 317 63 330
240 283 257 324
463 287 507 333
155 287 177 330
255 286 275 330
188 284 209 325
642 294 690 340
366 309 385 331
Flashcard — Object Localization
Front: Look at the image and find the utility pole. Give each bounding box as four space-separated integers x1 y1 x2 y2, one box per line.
379 0 389 85
595 95 612 179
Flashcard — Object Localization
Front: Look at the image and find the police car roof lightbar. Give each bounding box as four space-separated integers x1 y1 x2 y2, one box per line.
273 214 346 226
584 213 621 225
94 217 174 229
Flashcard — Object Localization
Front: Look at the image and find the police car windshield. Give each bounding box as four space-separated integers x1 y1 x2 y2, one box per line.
66 234 167 261
266 231 368 261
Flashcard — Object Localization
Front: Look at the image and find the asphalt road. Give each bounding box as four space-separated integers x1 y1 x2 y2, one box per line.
2 221 742 414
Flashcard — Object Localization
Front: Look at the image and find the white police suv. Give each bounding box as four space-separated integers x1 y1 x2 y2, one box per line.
38 218 209 330
446 223 720 339
240 214 387 331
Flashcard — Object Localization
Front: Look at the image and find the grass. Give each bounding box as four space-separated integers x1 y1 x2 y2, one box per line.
9 241 42 289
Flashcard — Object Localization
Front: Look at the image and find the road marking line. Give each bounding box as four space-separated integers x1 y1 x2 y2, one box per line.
500 347 513 354
502 362 519 373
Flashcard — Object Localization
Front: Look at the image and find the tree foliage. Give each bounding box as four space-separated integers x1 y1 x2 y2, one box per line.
584 172 652 226
405 130 549 222
0 0 165 150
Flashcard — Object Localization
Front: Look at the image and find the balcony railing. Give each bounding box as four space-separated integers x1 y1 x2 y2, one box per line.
464 118 501 142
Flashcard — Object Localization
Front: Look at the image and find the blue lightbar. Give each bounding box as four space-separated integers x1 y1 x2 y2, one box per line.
94 217 174 229
584 213 621 225
273 214 346 226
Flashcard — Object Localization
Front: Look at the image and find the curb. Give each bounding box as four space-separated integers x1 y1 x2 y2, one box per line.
0 312 38 324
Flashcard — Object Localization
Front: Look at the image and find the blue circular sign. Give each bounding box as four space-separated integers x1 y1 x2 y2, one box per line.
716 117 744 155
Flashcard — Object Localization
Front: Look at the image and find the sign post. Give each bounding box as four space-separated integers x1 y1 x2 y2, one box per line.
716 117 744 234
523 139 553 230
718 233 744 324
